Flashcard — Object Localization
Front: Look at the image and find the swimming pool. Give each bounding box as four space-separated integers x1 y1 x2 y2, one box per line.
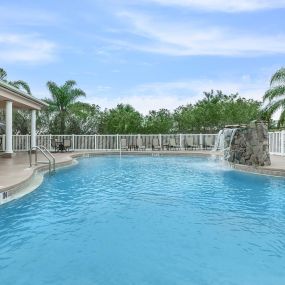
0 155 285 285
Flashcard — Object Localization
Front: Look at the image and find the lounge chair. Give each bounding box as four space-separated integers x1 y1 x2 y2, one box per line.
168 138 180 150
152 138 161 151
136 138 146 151
120 138 128 150
63 139 71 152
185 137 198 150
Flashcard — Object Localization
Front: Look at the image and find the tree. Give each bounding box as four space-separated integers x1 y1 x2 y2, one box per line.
143 109 174 133
99 104 143 134
173 90 261 133
0 67 31 94
67 102 101 134
263 67 285 127
173 104 195 133
44 80 86 134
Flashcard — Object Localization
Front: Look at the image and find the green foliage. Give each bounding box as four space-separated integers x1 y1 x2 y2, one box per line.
0 67 31 94
44 80 86 134
67 102 101 134
99 104 143 134
143 109 174 133
174 90 260 133
0 68 7 80
13 110 31 134
9 80 31 95
10 83 261 135
263 67 285 127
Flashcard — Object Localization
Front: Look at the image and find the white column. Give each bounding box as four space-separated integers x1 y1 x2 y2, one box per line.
5 101 13 154
31 110 37 149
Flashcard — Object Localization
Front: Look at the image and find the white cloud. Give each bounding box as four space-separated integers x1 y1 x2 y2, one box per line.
84 77 267 114
144 0 285 12
113 11 285 56
0 33 57 64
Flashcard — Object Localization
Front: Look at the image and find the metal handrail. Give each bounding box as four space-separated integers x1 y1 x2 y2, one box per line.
29 145 55 173
39 145 55 171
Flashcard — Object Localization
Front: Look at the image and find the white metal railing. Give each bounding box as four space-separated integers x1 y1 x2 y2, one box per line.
1 132 284 154
0 134 218 152
268 131 285 155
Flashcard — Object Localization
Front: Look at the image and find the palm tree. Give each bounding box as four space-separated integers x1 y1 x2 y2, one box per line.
45 80 86 134
263 67 285 127
0 68 7 80
0 67 31 95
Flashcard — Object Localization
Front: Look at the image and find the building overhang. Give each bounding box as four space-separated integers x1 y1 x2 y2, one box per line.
0 80 48 110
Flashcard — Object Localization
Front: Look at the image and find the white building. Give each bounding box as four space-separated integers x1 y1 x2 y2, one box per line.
0 81 47 157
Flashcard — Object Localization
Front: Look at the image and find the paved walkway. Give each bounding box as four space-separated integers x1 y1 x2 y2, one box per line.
0 151 285 193
0 152 73 191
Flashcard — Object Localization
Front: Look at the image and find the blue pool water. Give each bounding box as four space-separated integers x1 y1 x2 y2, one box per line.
1 156 285 285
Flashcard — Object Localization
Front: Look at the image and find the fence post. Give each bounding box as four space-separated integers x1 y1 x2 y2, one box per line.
159 134 162 148
200 133 203 149
72 134 75 151
3 135 5 151
0 135 3 151
26 134 29 151
280 130 285 155
117 134 119 150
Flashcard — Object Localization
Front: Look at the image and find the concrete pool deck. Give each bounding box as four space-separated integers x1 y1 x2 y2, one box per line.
0 150 285 203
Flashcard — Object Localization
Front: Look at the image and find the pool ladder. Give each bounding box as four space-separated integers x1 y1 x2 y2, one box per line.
29 145 56 174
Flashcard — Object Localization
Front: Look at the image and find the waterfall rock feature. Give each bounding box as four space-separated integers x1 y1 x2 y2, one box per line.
227 121 271 166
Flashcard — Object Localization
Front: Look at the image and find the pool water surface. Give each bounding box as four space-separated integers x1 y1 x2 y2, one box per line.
0 156 285 285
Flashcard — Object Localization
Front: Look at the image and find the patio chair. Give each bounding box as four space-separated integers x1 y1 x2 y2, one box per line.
185 136 198 150
204 136 214 150
152 138 161 151
63 139 72 152
51 138 60 152
168 138 180 150
136 138 146 151
120 138 128 150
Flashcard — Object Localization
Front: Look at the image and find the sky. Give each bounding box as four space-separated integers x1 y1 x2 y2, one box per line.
1 0 285 114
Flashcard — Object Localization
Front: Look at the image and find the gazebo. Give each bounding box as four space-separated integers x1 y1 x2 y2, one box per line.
0 80 47 157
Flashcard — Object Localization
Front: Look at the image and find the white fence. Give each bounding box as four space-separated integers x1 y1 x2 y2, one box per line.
0 134 217 152
268 131 285 155
1 132 284 155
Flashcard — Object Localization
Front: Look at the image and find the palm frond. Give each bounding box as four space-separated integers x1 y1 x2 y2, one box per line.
63 80 76 89
263 85 285 101
43 98 59 112
263 99 284 117
45 79 86 133
47 81 61 101
0 68 7 81
270 67 285 86
277 109 285 128
10 80 31 95
69 88 86 101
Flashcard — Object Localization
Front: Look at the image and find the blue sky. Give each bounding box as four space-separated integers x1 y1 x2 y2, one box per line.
1 0 285 114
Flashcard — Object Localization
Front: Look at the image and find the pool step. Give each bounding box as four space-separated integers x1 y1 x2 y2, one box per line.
37 161 50 164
